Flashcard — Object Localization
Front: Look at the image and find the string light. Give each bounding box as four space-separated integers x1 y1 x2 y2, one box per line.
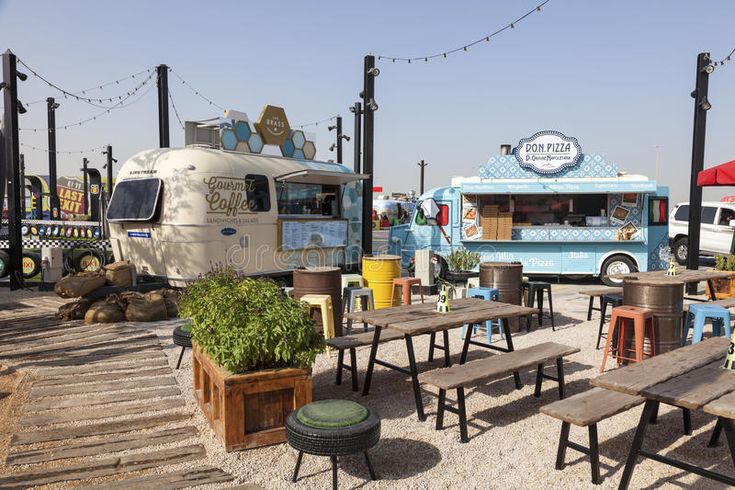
375 0 550 64
169 68 226 111
19 71 157 132
169 91 186 130
715 47 735 67
20 142 107 155
18 59 154 108
294 114 339 129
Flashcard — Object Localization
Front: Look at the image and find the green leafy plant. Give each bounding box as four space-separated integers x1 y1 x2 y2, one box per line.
446 248 481 272
179 268 324 373
715 254 735 272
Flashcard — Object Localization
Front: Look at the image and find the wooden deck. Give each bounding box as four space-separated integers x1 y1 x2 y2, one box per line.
0 292 237 488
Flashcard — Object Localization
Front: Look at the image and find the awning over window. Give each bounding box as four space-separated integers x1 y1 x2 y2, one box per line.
275 169 368 186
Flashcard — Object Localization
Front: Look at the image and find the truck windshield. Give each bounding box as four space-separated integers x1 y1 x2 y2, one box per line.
107 178 163 222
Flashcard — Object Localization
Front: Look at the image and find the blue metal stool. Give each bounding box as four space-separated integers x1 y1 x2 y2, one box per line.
460 287 503 343
683 304 732 344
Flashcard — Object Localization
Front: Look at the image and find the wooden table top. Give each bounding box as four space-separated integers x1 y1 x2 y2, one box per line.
608 268 735 282
344 298 536 332
592 337 735 417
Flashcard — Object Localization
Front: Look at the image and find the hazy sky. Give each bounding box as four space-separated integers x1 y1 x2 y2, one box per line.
2 0 735 204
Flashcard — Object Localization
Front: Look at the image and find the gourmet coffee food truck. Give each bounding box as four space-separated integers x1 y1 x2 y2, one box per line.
107 107 365 287
388 131 670 286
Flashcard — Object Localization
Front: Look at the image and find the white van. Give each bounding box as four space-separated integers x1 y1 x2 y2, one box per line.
669 201 735 264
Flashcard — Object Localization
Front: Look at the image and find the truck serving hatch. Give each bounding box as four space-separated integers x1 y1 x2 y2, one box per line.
275 169 368 186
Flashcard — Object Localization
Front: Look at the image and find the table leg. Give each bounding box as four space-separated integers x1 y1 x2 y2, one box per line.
708 418 723 447
619 399 658 490
502 318 523 389
404 334 426 422
442 330 451 367
722 417 735 467
708 279 718 301
587 297 594 321
460 321 474 364
361 326 382 397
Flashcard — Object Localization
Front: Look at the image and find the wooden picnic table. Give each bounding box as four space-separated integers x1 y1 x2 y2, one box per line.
345 298 537 421
608 268 735 301
591 337 735 488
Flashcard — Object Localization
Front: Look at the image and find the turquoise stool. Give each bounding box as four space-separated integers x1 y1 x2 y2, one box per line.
460 287 503 343
683 304 732 344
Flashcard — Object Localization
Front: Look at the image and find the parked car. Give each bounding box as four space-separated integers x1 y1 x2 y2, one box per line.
669 201 735 264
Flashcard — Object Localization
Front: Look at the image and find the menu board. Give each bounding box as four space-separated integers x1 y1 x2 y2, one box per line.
279 219 348 250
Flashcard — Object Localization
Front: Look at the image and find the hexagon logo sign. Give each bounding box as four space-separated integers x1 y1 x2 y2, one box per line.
254 105 291 146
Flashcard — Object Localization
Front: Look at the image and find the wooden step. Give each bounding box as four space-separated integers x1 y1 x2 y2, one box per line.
26 386 182 413
29 376 176 399
34 366 172 387
76 465 234 490
20 397 185 427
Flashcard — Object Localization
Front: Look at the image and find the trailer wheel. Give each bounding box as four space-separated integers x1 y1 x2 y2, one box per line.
74 249 104 273
672 236 688 265
0 250 9 278
601 255 637 287
21 252 41 279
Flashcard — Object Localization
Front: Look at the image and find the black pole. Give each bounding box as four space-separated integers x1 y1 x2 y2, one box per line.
417 159 428 195
19 153 25 218
157 64 170 148
81 157 89 215
336 116 343 164
47 97 60 220
361 55 376 256
3 49 23 290
104 145 113 196
352 102 362 173
686 52 712 291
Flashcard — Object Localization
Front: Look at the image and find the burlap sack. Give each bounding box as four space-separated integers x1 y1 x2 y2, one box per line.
126 294 168 322
104 260 135 287
54 272 107 298
162 289 179 318
55 298 92 321
85 300 125 324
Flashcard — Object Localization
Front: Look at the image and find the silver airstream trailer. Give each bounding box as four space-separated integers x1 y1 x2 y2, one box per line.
107 147 365 286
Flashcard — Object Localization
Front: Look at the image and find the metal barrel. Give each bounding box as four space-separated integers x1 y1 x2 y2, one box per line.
293 267 344 337
479 261 523 331
623 277 684 355
362 254 401 309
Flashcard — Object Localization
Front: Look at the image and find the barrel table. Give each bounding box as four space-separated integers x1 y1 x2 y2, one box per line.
480 261 524 331
622 277 684 354
293 267 344 337
362 255 401 309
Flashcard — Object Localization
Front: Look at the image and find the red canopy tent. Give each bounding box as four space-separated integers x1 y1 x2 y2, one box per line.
697 160 735 186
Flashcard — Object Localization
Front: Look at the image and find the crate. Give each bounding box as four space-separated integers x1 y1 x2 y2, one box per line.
192 344 312 451
497 212 513 240
481 205 499 240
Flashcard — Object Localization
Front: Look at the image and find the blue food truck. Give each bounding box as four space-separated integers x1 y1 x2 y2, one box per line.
388 131 670 286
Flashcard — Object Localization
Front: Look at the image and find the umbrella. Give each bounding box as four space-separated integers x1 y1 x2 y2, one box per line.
697 160 735 186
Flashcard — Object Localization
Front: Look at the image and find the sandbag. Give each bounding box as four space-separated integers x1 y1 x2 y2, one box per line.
126 294 168 322
54 272 107 299
55 298 91 321
146 289 179 318
85 300 125 324
104 260 135 287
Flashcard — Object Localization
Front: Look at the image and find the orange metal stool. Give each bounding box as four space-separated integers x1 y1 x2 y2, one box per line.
600 305 655 372
392 277 424 305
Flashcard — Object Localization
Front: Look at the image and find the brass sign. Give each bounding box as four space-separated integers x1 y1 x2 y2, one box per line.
254 105 290 146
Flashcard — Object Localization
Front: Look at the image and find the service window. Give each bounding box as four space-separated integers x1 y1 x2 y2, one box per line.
648 197 668 225
246 174 271 212
277 182 339 217
107 178 162 222
702 206 717 224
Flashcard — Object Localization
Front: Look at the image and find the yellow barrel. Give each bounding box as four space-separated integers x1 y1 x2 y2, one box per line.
362 254 401 309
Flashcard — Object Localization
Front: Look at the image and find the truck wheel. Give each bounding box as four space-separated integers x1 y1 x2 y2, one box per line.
672 236 688 265
0 250 9 278
601 255 637 286
74 249 104 272
21 252 41 279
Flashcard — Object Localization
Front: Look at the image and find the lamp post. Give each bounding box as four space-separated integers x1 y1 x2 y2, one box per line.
157 64 170 148
47 97 61 220
361 55 378 256
81 157 89 215
329 116 350 164
350 102 362 173
417 160 428 195
685 52 712 292
102 145 116 198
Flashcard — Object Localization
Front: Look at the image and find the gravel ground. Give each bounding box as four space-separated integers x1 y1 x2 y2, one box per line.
143 283 734 490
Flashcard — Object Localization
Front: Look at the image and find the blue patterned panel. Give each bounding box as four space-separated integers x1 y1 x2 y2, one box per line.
479 153 618 180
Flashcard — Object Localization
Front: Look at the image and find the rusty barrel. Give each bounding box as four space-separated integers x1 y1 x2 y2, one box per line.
623 277 684 355
362 254 401 309
479 261 523 331
293 267 343 337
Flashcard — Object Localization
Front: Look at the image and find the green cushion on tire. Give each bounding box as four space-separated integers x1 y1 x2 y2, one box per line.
296 400 369 429
181 324 192 334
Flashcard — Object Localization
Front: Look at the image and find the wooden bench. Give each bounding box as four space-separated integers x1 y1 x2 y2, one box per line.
540 388 644 485
418 342 580 442
580 287 623 321
325 328 405 392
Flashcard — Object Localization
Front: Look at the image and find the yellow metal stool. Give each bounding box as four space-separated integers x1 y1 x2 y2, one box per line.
301 294 336 356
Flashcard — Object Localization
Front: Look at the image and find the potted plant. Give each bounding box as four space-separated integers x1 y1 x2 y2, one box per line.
707 255 735 298
179 268 324 451
444 248 481 285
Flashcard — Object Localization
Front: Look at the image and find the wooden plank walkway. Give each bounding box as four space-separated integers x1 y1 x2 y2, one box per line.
0 294 236 488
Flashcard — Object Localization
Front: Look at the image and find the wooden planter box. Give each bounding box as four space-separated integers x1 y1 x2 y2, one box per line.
192 344 312 451
706 276 735 299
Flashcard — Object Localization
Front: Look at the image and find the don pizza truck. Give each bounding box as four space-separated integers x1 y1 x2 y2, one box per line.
388 131 670 286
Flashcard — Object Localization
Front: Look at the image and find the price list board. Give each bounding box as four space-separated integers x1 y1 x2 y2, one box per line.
278 219 348 250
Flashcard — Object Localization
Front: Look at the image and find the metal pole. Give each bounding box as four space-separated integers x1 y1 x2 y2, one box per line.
19 153 25 217
336 116 343 164
361 55 376 256
417 159 428 195
352 102 362 173
105 145 113 196
3 49 23 290
157 64 170 148
81 157 88 215
686 52 711 291
47 97 60 220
